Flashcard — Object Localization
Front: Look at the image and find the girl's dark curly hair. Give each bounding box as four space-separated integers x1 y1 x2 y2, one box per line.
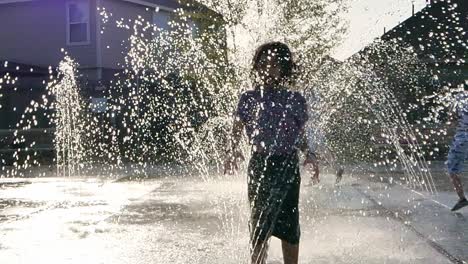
251 42 296 86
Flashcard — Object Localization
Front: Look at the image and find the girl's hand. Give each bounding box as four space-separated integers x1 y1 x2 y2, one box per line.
304 154 320 184
224 151 245 175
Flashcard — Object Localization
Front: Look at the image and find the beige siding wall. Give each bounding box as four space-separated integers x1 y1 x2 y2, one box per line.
0 0 98 69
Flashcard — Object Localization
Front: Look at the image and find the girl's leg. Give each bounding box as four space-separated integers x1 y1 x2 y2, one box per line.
447 132 468 211
450 173 468 211
449 173 466 200
281 240 299 264
447 133 466 200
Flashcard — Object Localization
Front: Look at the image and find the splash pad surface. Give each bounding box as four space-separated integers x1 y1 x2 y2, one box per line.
1 170 465 264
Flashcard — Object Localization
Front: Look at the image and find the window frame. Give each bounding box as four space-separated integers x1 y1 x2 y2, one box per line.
66 0 91 46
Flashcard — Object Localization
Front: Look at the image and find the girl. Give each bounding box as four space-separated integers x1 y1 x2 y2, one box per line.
224 42 318 264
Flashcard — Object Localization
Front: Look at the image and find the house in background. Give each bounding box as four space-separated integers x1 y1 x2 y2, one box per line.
350 0 468 115
0 0 220 94
0 0 225 166
350 0 468 160
0 0 224 119
0 0 175 129
355 0 468 88
381 0 468 87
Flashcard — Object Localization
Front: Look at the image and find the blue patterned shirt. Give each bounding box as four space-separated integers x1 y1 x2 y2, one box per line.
236 87 309 155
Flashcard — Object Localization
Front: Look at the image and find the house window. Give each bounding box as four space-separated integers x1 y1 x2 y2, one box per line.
66 0 90 45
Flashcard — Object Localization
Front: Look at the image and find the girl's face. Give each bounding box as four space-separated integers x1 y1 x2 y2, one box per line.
257 52 282 84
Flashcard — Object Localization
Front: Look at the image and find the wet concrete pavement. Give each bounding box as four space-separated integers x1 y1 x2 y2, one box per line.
0 171 467 264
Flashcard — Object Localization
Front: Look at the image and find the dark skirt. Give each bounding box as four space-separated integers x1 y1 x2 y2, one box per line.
248 152 301 245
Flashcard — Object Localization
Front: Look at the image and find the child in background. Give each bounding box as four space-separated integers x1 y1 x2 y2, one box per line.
447 85 468 211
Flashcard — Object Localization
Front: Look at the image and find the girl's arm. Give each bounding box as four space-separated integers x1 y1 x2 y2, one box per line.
224 117 245 174
230 117 245 153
